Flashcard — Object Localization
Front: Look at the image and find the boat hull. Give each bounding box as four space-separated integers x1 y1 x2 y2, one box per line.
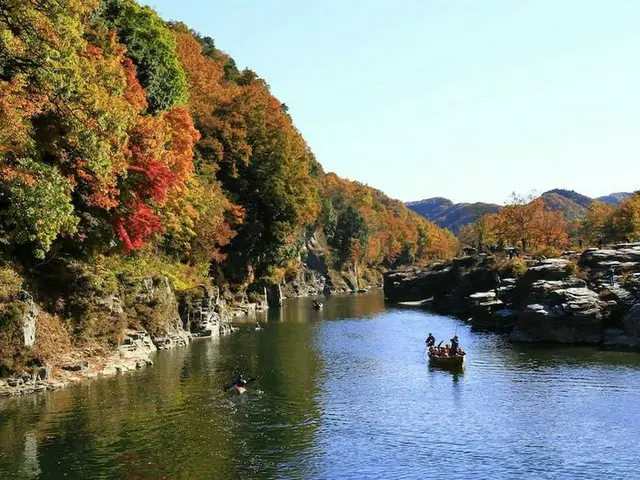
428 355 465 370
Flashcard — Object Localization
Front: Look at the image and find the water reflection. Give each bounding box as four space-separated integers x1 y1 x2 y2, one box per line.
0 306 326 479
247 291 386 325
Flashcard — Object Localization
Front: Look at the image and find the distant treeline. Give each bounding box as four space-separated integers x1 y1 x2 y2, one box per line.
459 192 640 255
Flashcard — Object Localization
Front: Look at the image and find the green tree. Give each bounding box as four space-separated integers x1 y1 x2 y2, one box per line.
331 204 369 264
0 159 78 258
99 0 188 113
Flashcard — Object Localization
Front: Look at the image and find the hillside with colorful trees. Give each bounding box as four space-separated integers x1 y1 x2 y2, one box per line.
0 0 455 304
457 192 640 255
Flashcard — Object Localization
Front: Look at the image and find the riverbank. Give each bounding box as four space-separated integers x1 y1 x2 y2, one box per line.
0 256 381 397
384 243 640 350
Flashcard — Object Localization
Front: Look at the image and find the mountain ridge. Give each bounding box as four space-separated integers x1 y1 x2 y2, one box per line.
407 190 633 233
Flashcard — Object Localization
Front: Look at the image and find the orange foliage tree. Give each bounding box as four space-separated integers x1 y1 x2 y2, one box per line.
476 194 569 253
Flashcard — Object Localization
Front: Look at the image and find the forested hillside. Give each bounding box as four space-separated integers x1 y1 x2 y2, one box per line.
0 0 458 373
405 198 499 234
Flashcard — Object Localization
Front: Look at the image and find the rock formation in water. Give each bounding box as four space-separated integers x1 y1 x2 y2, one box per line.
384 243 640 350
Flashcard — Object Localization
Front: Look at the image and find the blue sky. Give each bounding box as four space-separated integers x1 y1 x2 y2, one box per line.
142 0 640 204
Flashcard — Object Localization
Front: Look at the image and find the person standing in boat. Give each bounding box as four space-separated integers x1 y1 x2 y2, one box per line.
450 336 459 356
426 333 435 347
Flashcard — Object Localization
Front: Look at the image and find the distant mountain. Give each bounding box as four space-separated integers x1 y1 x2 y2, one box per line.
596 192 633 204
541 189 592 208
405 197 453 220
407 189 633 233
539 189 592 221
406 198 499 233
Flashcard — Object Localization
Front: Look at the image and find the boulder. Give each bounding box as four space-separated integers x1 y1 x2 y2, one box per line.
383 266 457 302
621 273 640 297
520 259 572 285
101 364 117 376
579 245 640 271
118 331 156 358
470 308 518 332
36 365 51 381
622 303 640 337
603 285 636 309
509 287 605 344
152 330 190 350
527 278 587 301
611 242 640 250
7 377 23 387
452 255 477 269
178 285 230 338
468 291 497 304
61 361 89 372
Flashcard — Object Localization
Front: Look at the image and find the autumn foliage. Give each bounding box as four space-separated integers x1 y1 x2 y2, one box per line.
578 193 640 245
0 0 456 287
459 194 570 254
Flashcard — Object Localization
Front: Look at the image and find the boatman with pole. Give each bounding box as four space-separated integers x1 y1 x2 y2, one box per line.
426 333 435 347
450 336 459 356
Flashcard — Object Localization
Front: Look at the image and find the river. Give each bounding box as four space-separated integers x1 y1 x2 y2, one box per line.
1 291 640 479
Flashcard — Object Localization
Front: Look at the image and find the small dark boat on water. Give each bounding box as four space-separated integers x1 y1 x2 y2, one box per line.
312 300 323 310
428 353 465 370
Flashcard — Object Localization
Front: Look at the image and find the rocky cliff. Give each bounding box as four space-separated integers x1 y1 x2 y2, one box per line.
0 271 236 397
384 244 640 349
274 229 381 305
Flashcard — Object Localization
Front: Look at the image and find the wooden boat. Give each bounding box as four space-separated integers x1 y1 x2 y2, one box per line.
428 354 465 370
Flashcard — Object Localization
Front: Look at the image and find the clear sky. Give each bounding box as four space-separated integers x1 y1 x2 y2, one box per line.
142 0 640 204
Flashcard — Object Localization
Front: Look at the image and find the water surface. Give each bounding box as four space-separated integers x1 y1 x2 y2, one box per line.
1 291 640 479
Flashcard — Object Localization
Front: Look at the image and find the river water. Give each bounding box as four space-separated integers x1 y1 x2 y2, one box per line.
1 291 640 479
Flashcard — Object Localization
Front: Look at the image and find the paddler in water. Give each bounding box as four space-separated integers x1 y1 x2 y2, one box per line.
233 374 247 388
426 333 435 347
450 336 459 356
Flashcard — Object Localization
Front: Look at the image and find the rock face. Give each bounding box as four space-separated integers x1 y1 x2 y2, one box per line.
1 268 239 397
385 249 640 349
118 331 156 359
133 277 191 350
265 284 284 308
384 264 457 303
519 259 572 285
510 285 606 344
177 285 229 338
278 228 381 299
579 244 640 271
18 291 37 347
